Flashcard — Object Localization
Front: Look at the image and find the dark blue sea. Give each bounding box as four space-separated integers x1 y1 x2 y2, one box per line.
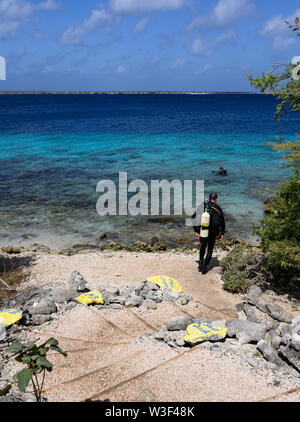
0 94 298 249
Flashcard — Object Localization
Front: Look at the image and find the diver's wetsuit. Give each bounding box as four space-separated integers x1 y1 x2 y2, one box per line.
192 201 225 268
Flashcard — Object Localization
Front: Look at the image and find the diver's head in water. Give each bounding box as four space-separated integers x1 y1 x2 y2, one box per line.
219 167 227 175
209 192 218 203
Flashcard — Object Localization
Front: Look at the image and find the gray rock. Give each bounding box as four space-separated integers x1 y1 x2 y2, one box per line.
245 285 262 306
280 323 292 337
21 393 36 402
68 271 87 292
291 324 300 351
101 291 123 304
291 317 300 327
256 299 268 314
265 303 293 323
142 299 157 310
161 288 181 302
107 304 123 310
281 333 292 346
175 334 186 347
146 291 163 303
279 344 300 371
194 317 214 324
51 286 78 303
154 325 168 341
30 315 53 325
124 295 143 308
256 300 293 323
8 287 50 308
269 330 282 350
144 281 159 291
170 290 181 300
226 319 267 345
119 287 134 297
0 324 6 342
105 287 119 295
176 295 192 306
235 303 244 312
243 303 279 330
0 396 21 402
257 340 284 366
166 316 194 331
162 330 185 345
27 298 57 316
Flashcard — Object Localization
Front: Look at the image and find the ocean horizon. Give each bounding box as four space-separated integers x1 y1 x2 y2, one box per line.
0 93 298 250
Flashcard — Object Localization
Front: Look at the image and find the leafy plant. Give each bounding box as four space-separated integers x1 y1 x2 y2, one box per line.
248 17 300 171
247 18 300 298
6 338 67 402
220 245 259 293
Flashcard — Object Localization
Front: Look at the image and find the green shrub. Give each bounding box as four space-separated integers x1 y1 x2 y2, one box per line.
223 271 251 294
220 245 258 293
254 172 300 298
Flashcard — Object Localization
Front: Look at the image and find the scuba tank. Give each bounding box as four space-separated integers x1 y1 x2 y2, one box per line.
200 211 210 241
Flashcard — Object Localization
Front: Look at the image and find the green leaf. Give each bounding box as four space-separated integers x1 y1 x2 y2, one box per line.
15 368 34 392
50 345 67 357
38 347 47 356
45 338 58 347
0 384 12 397
22 356 32 365
36 357 53 370
23 342 37 353
6 341 23 355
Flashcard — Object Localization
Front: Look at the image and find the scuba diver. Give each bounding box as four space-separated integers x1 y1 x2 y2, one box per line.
192 192 226 275
212 167 228 176
219 167 227 175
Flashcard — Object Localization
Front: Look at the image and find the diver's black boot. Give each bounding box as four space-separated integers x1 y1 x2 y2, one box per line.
198 261 204 272
202 265 208 275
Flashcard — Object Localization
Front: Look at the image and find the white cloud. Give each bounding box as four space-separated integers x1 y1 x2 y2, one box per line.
60 5 111 45
134 17 150 33
195 64 214 75
110 0 185 14
186 0 256 31
116 64 127 73
216 29 237 45
171 58 187 68
191 38 212 56
37 0 62 11
150 56 161 65
260 9 300 49
0 0 62 39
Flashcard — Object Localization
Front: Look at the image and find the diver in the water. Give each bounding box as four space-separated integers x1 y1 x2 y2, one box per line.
219 167 227 175
212 167 228 176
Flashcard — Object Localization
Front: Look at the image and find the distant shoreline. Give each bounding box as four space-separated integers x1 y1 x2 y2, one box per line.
0 90 266 95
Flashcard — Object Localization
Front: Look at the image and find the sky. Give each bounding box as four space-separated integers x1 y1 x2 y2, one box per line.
0 0 299 91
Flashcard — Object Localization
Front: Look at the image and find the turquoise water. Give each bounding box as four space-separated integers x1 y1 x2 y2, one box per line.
0 94 296 248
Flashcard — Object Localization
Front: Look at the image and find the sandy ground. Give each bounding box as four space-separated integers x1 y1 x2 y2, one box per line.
14 250 300 402
26 250 239 319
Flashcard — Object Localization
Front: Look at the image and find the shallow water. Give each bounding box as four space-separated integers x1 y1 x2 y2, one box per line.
0 94 297 249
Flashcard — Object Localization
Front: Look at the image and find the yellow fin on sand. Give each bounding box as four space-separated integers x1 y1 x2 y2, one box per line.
146 275 183 293
75 290 104 305
184 322 228 344
0 309 23 327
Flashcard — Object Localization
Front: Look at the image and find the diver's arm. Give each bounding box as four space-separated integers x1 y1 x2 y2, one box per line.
220 208 226 235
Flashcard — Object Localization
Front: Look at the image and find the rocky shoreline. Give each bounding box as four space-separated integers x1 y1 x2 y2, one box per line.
0 236 258 257
1 257 299 402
